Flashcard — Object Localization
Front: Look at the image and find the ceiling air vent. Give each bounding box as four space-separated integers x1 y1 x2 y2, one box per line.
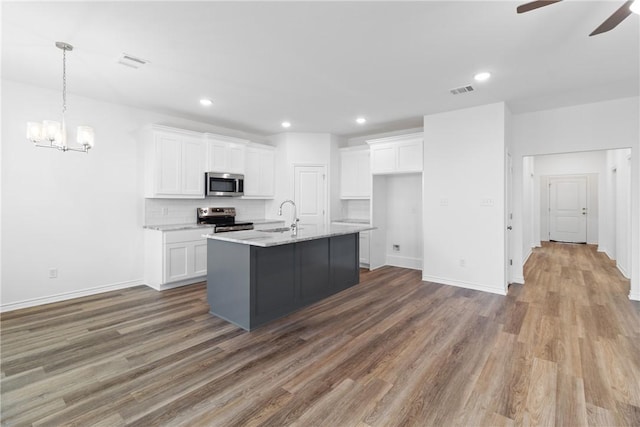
450 85 475 95
118 53 148 69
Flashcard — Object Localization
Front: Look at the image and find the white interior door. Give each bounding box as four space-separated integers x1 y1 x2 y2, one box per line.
294 165 326 227
549 176 587 243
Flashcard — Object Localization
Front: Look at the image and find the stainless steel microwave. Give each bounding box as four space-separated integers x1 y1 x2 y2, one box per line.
205 172 244 197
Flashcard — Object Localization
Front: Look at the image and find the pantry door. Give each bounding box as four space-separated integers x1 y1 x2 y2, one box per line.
294 165 327 228
549 176 587 243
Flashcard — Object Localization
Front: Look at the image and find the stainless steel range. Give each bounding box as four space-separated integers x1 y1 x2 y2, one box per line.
197 207 253 233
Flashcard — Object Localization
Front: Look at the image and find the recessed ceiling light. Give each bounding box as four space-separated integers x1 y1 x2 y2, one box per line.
356 117 366 124
281 121 291 128
200 98 213 106
474 72 491 82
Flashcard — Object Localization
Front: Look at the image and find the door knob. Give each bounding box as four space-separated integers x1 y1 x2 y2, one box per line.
507 226 513 230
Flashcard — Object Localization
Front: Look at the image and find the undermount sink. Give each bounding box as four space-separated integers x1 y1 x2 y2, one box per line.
257 227 293 233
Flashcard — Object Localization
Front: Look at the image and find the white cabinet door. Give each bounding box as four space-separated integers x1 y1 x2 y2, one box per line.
148 129 205 198
340 149 370 199
205 137 247 174
371 144 396 174
182 137 205 196
359 231 370 266
367 133 423 175
340 151 359 198
396 140 423 173
193 241 208 276
206 140 228 172
357 150 371 197
227 144 246 174
244 145 275 198
155 133 182 195
165 243 190 283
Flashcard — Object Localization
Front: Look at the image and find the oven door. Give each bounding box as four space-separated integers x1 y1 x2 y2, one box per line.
205 172 244 197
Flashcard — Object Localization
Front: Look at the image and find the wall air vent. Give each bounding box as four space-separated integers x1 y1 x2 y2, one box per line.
450 85 475 95
118 53 148 69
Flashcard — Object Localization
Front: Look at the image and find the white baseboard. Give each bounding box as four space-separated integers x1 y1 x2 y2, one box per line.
616 263 630 279
386 255 422 270
512 275 525 285
147 276 206 291
597 246 615 261
522 248 533 265
630 290 640 301
0 279 144 313
421 274 507 296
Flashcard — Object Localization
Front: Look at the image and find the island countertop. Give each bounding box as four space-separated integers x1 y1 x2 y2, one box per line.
204 223 374 247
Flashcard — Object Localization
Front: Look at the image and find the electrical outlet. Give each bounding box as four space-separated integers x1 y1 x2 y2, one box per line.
393 244 400 252
49 268 58 279
459 259 466 267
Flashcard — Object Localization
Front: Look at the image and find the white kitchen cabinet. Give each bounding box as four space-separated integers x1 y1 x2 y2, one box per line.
204 134 248 174
340 147 371 199
143 125 205 198
244 144 276 198
144 228 213 290
359 231 370 266
367 132 423 175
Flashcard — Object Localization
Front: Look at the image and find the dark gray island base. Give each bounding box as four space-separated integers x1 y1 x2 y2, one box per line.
206 232 361 331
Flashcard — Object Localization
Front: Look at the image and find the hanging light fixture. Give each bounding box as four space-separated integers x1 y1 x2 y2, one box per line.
26 41 94 153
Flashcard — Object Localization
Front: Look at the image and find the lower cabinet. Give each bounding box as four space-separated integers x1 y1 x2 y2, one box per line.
206 233 360 330
359 231 370 267
144 228 213 290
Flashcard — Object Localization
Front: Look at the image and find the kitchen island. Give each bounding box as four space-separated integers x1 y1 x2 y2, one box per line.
204 223 373 330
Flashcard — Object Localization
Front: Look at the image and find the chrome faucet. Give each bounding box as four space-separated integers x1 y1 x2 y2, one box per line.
278 200 299 235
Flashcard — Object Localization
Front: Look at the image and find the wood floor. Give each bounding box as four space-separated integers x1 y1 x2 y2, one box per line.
2 242 639 426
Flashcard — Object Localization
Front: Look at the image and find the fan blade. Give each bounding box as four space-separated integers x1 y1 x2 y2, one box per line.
517 0 562 14
590 0 634 36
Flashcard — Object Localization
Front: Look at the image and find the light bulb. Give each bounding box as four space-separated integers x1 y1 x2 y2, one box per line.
26 122 42 142
281 121 291 128
42 120 61 142
474 72 491 82
77 126 95 148
630 0 639 14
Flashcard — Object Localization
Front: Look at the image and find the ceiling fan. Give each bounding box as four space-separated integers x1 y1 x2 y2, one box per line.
517 0 640 36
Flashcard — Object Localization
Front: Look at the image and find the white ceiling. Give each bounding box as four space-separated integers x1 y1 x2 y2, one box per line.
2 1 638 137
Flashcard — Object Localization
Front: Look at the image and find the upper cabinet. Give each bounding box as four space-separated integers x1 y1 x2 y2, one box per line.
143 125 205 198
204 134 248 174
244 144 276 198
340 147 371 199
367 132 423 175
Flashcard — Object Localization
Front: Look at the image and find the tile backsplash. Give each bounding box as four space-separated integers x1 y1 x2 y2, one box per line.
343 200 370 221
145 198 267 226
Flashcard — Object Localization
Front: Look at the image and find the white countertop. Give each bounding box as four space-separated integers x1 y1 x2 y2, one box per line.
331 218 370 225
204 223 374 247
144 218 284 232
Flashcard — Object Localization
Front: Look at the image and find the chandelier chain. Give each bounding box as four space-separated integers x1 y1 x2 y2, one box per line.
62 46 67 114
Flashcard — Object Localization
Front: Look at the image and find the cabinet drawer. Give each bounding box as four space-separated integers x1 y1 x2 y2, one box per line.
164 228 213 244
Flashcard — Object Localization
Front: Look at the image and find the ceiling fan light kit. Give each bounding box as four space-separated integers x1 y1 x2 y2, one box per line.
517 0 638 36
27 41 95 153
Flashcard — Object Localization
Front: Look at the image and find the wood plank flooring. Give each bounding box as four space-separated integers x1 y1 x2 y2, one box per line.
2 242 639 426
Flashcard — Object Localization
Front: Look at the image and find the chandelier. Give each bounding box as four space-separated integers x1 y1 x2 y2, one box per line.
26 42 94 153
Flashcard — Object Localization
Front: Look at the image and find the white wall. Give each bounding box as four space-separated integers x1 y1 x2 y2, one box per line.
423 102 507 295
266 132 337 224
385 174 422 269
511 97 639 300
608 149 632 277
1 80 267 310
521 156 536 264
